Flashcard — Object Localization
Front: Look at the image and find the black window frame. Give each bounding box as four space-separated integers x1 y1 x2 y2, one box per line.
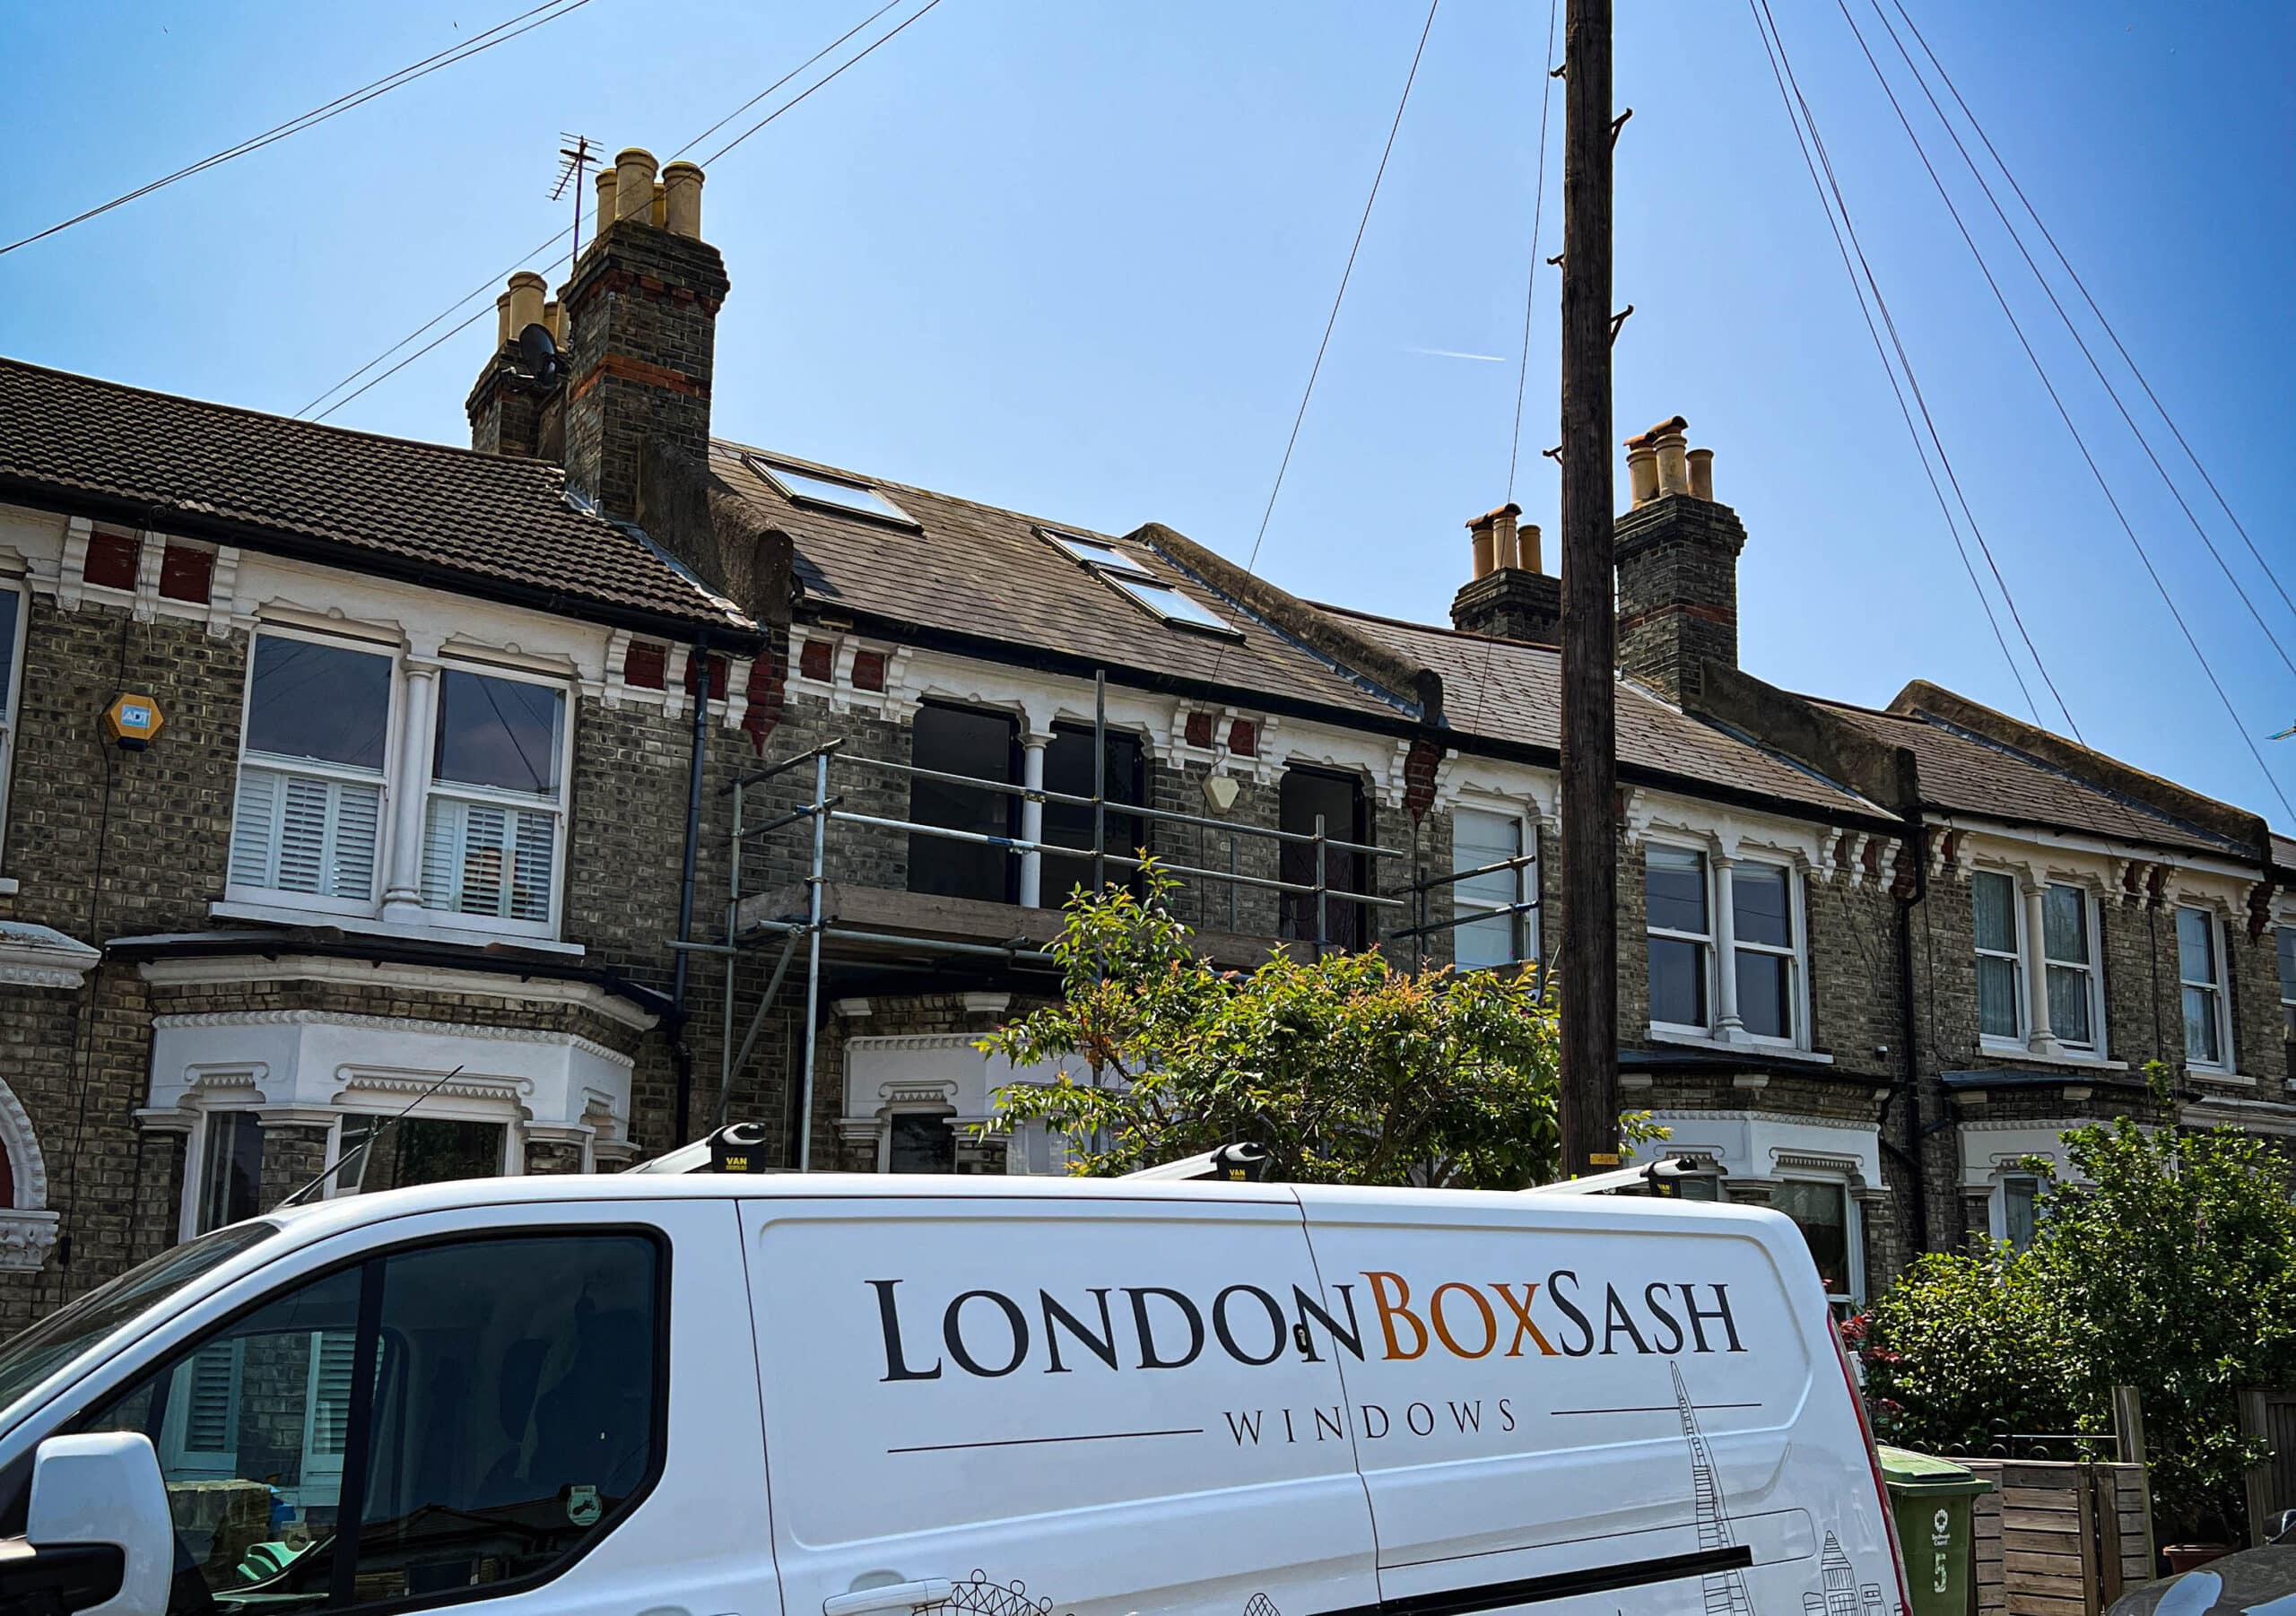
1278 766 1372 949
1039 722 1147 904
55 1222 673 1616
907 701 1022 904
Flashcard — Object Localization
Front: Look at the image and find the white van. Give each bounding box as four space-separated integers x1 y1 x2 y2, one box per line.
0 1174 1908 1616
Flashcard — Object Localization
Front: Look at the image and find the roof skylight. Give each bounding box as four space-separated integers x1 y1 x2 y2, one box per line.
748 456 918 526
1040 527 1152 579
1109 576 1241 638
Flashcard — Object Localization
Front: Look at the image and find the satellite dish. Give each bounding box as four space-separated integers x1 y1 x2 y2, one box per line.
515 322 560 389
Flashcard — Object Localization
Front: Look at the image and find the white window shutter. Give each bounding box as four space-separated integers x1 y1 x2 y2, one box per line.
330 782 381 901
307 1331 358 1457
424 797 557 921
228 768 281 888
230 767 380 901
512 810 555 922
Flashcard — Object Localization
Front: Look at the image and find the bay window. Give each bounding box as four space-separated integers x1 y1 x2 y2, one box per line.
1453 807 1535 970
229 632 391 907
1646 844 1711 1030
420 668 569 925
2179 905 2230 1069
194 1111 264 1235
226 629 574 937
1769 1177 1859 1306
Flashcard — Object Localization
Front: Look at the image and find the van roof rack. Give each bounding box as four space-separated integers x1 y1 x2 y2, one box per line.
1524 1155 1723 1198
1122 1142 1270 1183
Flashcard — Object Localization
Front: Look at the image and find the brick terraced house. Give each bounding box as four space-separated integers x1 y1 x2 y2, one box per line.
1 143 2292 1342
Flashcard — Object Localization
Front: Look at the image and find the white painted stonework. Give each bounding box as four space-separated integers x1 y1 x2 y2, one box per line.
839 1030 1092 1174
0 1077 57 1271
1646 1108 1885 1191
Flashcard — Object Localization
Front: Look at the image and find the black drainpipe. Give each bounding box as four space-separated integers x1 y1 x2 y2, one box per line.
669 642 713 1146
1893 809 1932 1255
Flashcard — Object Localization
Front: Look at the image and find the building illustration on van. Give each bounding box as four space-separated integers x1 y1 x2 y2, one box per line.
1675 1362 1879 1616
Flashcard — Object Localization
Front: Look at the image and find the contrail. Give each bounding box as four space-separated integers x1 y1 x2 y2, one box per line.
1405 345 1507 362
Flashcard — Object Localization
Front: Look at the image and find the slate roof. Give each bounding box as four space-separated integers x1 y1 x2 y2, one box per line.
710 440 1407 724
1326 606 1891 819
0 357 749 633
718 439 1891 824
1816 699 2242 856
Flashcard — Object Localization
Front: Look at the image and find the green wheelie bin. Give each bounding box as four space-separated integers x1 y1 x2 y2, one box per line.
1878 1446 1994 1616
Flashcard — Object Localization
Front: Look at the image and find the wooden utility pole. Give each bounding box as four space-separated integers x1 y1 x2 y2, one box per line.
1557 0 1619 1177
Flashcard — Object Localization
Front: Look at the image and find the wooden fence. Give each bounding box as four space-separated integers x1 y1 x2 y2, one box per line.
1959 1459 2152 1616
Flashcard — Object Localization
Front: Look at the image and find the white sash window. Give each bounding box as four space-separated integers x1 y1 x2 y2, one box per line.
227 632 392 911
420 669 569 930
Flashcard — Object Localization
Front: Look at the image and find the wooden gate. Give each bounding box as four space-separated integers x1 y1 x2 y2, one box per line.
2239 1386 2296 1545
1961 1460 2152 1616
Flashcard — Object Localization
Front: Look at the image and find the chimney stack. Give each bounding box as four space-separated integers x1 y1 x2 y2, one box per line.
1613 417 1744 704
467 269 561 458
1451 501 1562 645
559 145 730 528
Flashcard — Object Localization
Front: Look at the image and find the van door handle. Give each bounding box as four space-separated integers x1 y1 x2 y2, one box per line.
824 1580 953 1616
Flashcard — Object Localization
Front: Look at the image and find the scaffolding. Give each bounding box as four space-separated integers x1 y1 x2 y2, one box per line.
670 672 1540 1168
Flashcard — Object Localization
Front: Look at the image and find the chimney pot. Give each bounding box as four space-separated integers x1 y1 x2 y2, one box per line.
594 168 619 241
1625 443 1658 506
651 180 667 229
1468 513 1497 579
662 161 705 238
1521 522 1544 573
506 272 548 341
1687 447 1714 501
495 291 512 347
1492 505 1521 571
1654 428 1690 497
544 300 563 344
613 147 658 224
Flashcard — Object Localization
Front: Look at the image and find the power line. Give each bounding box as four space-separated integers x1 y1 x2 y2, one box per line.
1884 0 2296 641
1 0 594 258
1208 0 1439 692
1826 0 2295 822
1505 0 1561 504
296 0 923 423
1857 0 2296 685
1747 0 2062 734
694 0 947 168
1239 0 1440 586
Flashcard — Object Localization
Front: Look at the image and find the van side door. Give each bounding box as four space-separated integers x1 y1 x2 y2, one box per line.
742 1192 1378 1616
21 1198 774 1616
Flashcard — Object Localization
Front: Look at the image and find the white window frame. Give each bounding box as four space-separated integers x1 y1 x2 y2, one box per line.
419 657 576 938
0 578 24 875
226 624 399 920
2178 904 2233 1073
1451 804 1537 971
1973 867 2026 1048
2039 881 2105 1056
1991 1171 2043 1252
1646 839 1715 1035
1730 856 1809 1049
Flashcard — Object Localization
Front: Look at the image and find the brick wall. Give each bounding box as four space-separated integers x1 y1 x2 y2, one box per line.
1613 494 1747 706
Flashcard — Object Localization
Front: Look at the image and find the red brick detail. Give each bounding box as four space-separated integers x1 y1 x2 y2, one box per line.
623 641 667 690
1185 711 1213 749
1617 600 1734 633
851 650 887 692
743 638 787 754
684 651 730 697
799 639 833 682
83 532 140 590
570 351 710 404
157 543 213 604
1228 719 1258 758
2249 880 2276 942
1403 737 1439 823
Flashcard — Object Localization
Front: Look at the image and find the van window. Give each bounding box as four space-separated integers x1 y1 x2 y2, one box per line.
79 1229 663 1614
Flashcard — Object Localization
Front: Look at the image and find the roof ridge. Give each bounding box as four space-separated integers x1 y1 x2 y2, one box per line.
0 353 575 472
1309 597 1558 654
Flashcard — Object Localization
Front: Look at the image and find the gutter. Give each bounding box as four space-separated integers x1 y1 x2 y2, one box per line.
0 475 769 652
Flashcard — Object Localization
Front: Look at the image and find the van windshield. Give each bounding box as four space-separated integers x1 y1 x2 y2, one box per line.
0 1221 278 1419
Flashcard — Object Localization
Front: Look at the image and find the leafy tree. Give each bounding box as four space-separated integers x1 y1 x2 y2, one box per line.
1852 1243 2095 1457
1853 1065 2296 1543
979 864 1645 1187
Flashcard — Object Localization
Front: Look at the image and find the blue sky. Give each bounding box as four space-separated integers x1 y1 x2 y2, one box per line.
6 1 2292 827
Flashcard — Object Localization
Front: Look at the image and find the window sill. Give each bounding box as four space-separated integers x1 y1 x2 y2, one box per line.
2186 1065 2254 1087
208 899 585 958
0 877 16 897
1976 1040 2127 1073
1647 1027 1834 1065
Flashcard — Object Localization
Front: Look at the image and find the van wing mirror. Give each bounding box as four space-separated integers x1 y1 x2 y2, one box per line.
2271 1507 2296 1545
10 1432 173 1616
